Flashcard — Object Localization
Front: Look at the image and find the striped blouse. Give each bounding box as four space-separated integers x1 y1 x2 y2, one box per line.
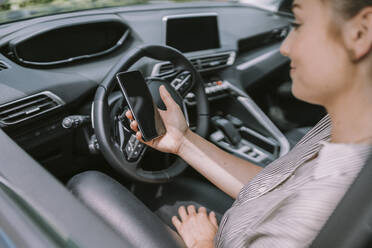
215 115 372 247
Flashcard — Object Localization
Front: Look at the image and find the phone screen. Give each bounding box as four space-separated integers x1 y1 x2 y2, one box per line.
116 71 166 141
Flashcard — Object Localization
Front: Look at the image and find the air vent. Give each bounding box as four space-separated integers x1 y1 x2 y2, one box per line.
152 51 236 76
0 61 8 71
0 91 64 125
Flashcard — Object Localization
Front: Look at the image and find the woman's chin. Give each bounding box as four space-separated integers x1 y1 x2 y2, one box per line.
291 83 303 100
291 84 317 104
292 89 323 105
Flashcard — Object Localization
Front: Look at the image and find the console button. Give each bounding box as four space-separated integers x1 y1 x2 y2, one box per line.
243 147 253 154
251 152 259 158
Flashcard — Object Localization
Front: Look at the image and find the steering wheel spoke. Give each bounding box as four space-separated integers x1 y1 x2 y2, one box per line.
116 118 127 151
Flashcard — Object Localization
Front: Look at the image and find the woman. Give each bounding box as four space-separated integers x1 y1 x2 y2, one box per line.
126 0 372 247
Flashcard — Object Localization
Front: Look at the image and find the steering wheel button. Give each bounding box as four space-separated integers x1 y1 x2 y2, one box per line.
171 79 181 87
94 142 100 150
129 135 137 143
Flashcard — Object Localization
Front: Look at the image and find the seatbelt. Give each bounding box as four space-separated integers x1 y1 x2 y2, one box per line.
311 153 372 248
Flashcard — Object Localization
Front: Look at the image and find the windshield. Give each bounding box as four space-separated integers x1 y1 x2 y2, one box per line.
239 0 280 11
0 0 224 24
0 0 287 25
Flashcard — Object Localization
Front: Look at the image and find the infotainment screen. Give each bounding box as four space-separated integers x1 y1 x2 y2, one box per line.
165 15 220 53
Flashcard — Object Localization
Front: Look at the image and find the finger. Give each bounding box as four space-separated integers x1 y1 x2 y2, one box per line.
198 206 207 216
209 211 218 228
136 131 144 142
187 205 196 216
125 110 133 120
178 206 188 221
172 216 182 232
130 120 138 132
135 132 152 146
159 85 176 110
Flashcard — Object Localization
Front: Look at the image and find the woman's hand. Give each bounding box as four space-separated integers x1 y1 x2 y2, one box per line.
172 205 218 248
126 85 190 155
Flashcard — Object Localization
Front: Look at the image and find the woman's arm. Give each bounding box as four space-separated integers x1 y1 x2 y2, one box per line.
178 129 262 198
127 85 262 198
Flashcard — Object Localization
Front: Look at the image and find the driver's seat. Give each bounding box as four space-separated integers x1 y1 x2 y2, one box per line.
67 171 186 248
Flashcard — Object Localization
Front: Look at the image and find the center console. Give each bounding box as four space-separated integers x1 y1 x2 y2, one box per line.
185 79 290 167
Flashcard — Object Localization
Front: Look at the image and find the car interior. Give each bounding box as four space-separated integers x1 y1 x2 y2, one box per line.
6 0 368 247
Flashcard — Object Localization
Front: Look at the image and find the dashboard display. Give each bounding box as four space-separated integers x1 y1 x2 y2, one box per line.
165 15 220 53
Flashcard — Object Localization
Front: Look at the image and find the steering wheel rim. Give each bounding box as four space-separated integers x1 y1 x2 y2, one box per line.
93 45 209 183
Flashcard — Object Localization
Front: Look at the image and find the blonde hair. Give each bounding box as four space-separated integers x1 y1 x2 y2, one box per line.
325 0 372 19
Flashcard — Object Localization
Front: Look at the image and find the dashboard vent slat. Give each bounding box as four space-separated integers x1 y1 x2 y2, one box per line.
0 92 64 126
153 51 236 76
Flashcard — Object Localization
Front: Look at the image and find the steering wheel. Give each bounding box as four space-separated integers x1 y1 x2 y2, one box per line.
93 45 209 183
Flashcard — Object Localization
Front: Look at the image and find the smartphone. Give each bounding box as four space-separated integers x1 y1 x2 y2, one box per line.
116 71 166 142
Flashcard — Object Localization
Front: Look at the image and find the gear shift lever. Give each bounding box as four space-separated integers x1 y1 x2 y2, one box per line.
212 116 242 146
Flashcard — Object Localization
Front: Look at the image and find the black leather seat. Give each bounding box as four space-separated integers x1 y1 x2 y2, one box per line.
67 171 186 248
148 177 234 230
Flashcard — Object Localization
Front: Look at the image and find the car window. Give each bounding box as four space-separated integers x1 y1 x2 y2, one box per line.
0 0 229 24
239 0 293 14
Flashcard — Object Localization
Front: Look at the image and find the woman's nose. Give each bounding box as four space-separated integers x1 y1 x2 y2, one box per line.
280 33 291 57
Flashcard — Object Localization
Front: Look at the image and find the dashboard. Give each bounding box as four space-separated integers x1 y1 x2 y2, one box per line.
0 2 293 177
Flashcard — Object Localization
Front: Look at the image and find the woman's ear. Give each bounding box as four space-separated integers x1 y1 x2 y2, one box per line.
343 7 372 61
